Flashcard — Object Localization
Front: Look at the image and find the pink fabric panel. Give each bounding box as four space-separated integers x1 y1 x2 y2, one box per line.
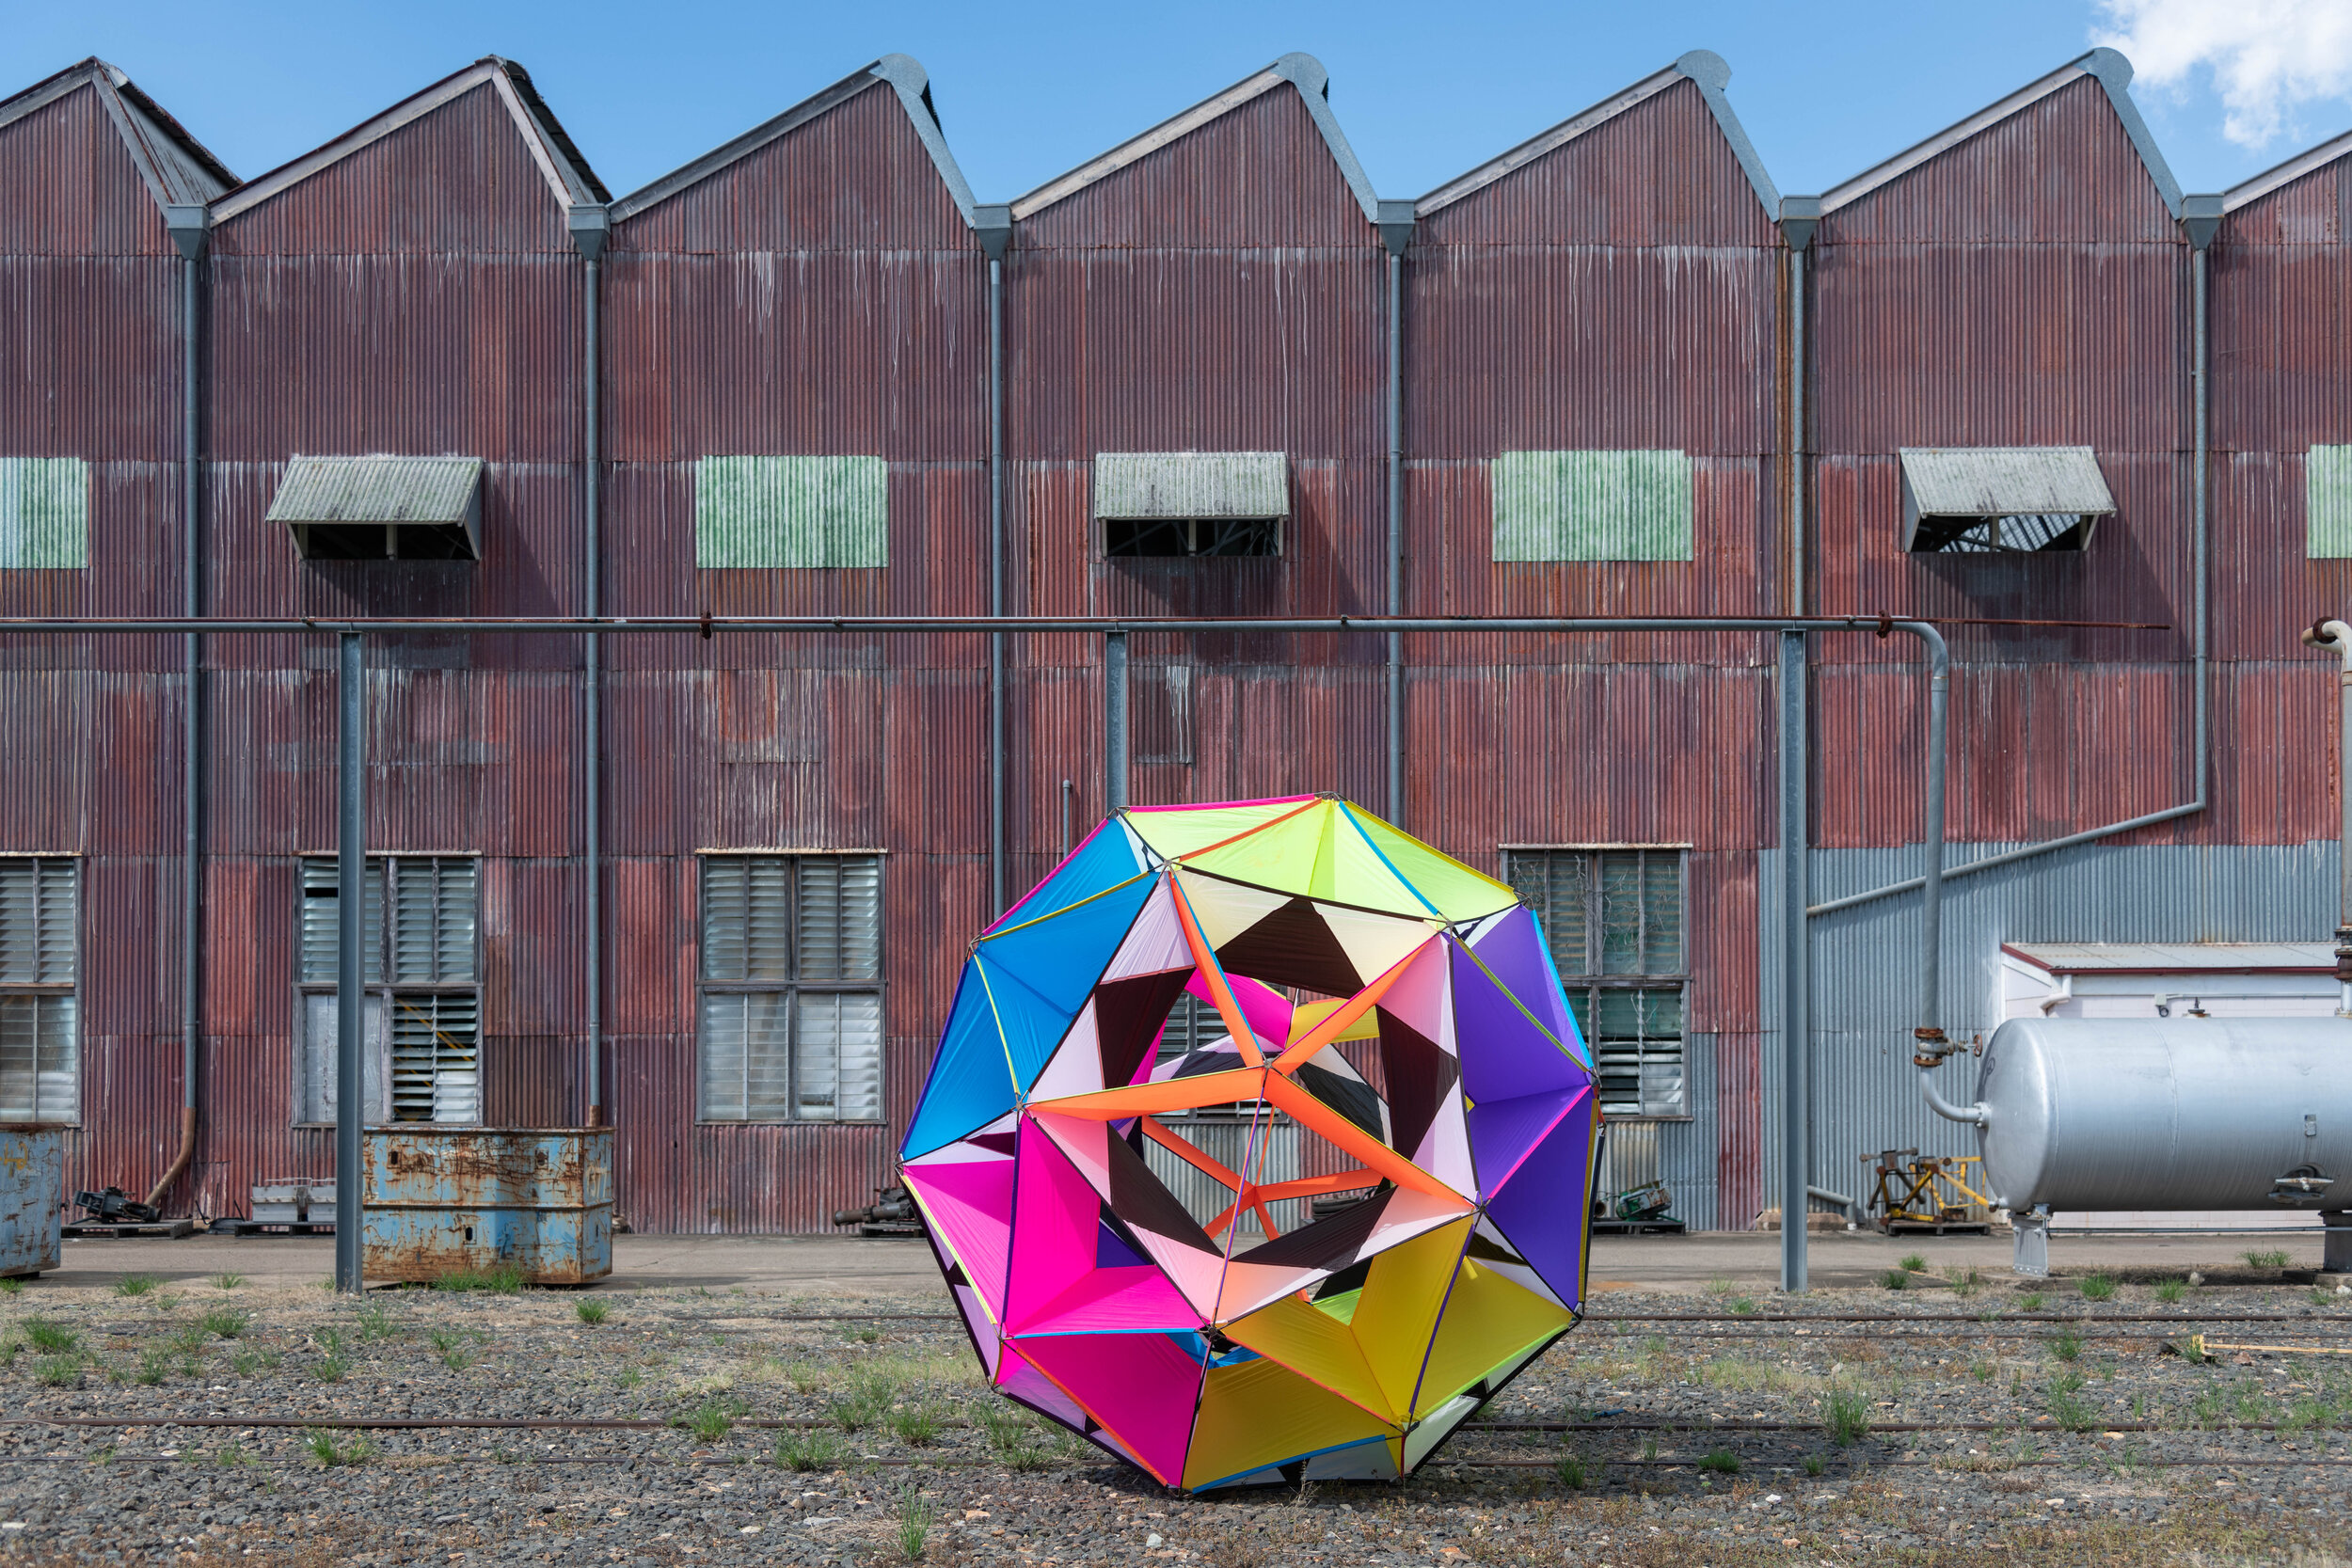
1020 1333 1204 1486
1005 1117 1103 1331
901 1158 1014 1320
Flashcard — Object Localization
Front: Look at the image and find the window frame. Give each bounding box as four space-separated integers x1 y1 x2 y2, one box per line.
1501 844 1692 1122
0 854 80 1126
695 851 887 1126
292 854 483 1129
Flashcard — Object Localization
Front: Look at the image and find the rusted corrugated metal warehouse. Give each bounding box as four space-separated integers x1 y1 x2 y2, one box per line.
1 43 2348 1234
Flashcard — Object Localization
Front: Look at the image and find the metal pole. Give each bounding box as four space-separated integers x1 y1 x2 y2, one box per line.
989 254 1007 914
1777 628 1807 1292
1919 627 1948 1033
335 631 366 1294
1104 631 1128 814
1059 779 1073 857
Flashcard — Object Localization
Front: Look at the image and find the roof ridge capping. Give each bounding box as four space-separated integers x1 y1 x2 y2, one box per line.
2221 123 2352 213
610 54 977 227
1011 51 1378 224
1819 46 2182 219
212 55 607 224
1417 49 1777 218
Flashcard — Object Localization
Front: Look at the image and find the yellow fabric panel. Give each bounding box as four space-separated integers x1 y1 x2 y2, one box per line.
1346 1217 1470 1416
1341 804 1520 921
1410 1256 1574 1418
1312 1288 1362 1324
1224 1291 1396 1421
1287 997 1381 1046
1181 800 1337 891
1182 1355 1397 1491
1126 799 1321 861
1172 871 1291 949
1032 1068 1266 1118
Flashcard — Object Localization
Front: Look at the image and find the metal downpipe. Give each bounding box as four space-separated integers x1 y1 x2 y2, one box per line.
1385 247 1404 824
334 631 366 1294
1908 622 1985 1128
570 206 609 1128
151 214 208 1212
2300 619 2352 1010
1104 630 1128 815
1776 630 1807 1291
977 207 1010 916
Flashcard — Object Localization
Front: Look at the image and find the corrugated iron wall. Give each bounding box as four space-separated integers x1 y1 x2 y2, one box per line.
7 52 2352 1234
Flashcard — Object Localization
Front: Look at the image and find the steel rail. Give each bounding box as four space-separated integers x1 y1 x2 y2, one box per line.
0 614 2165 635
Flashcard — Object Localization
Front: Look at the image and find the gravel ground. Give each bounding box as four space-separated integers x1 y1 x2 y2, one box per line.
0 1259 2346 1566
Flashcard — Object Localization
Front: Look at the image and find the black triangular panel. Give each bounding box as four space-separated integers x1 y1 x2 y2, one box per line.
1093 967 1198 1090
1376 1010 1458 1156
1216 897 1362 998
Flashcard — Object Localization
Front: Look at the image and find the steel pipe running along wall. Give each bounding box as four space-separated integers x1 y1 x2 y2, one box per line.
13 613 1996 1291
570 205 610 1128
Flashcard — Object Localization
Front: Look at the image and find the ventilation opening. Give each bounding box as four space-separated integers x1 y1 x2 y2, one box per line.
1105 516 1280 558
298 522 479 562
1908 513 2092 554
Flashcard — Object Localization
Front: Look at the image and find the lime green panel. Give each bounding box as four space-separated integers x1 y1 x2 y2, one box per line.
1492 450 1692 562
2310 446 2352 559
1343 806 1519 921
1123 799 1319 861
696 455 887 568
0 458 88 569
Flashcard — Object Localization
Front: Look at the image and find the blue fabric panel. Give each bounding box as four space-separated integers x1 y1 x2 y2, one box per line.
901 961 1018 1160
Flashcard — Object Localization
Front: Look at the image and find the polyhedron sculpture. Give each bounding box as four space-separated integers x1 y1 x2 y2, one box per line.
900 796 1597 1492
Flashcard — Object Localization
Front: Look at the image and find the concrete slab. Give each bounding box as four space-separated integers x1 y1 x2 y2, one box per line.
17 1226 2327 1298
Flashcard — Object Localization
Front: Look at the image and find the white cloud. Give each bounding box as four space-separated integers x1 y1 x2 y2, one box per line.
2094 0 2352 148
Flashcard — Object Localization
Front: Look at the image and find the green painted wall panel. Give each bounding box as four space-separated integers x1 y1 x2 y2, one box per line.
0 458 88 569
695 455 888 569
2309 446 2352 560
1491 450 1692 562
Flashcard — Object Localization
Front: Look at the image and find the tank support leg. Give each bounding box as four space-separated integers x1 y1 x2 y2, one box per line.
2010 1209 2049 1276
2322 1211 2352 1286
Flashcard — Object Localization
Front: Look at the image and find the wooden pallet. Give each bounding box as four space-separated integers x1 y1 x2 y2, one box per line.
62 1219 195 1240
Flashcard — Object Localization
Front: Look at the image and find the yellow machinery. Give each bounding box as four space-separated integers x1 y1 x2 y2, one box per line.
1859 1148 1995 1234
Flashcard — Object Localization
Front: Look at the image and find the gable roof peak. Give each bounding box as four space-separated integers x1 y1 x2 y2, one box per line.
0 56 235 210
1820 46 2183 219
1417 48 1777 219
1010 52 1379 223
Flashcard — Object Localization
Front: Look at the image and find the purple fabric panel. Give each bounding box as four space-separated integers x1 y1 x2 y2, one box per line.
1482 1092 1596 1312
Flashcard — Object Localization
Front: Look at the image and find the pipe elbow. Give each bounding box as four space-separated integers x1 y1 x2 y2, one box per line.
1918 1066 1987 1128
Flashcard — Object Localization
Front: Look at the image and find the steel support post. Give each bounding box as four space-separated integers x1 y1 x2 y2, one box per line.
1778 628 1809 1293
1104 630 1128 815
334 631 366 1294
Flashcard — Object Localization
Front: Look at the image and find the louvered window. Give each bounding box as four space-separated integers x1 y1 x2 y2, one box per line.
296 856 479 1125
698 855 882 1122
0 858 77 1122
1504 847 1687 1118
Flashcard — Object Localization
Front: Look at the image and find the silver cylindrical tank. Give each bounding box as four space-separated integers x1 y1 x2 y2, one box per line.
1976 1016 2352 1212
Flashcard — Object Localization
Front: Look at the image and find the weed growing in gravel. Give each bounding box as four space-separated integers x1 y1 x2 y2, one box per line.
354 1302 400 1341
199 1307 248 1339
2078 1274 2118 1301
1804 1453 1826 1477
209 1272 244 1291
305 1432 373 1468
33 1354 80 1386
2046 1382 2098 1433
1639 1434 1661 1461
427 1328 476 1370
575 1299 610 1325
133 1347 173 1386
2241 1246 2291 1268
1554 1452 1586 1488
113 1273 160 1297
0 1276 20 1295
311 1329 350 1383
1704 1275 1737 1297
2049 1330 2083 1362
2155 1277 2187 1304
1697 1448 1740 1474
1950 1267 1982 1298
887 1404 942 1446
24 1320 74 1353
213 1444 251 1467
842 1325 882 1344
1728 1297 1757 1315
2049 1367 2088 1396
2018 1292 2045 1311
1899 1254 1928 1274
687 1394 751 1442
895 1490 933 1562
615 1366 642 1389
1878 1268 1908 1291
230 1348 279 1375
434 1260 527 1294
1822 1388 1869 1446
775 1429 846 1471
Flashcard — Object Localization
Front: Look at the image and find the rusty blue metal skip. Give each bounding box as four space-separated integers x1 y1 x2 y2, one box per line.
0 1125 65 1279
361 1128 612 1285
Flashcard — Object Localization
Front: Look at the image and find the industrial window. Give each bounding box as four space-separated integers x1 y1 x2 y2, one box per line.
1095 451 1286 558
1504 847 1687 1118
698 855 883 1123
695 456 888 568
1898 447 2114 554
2309 446 2352 558
0 458 89 569
296 857 480 1126
268 455 484 562
1490 450 1692 562
0 858 77 1122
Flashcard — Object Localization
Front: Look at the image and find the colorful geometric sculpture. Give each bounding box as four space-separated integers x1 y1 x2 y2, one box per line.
900 796 1597 1492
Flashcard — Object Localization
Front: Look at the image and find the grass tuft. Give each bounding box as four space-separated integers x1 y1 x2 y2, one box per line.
2047 1383 2098 1433
210 1272 245 1291
427 1328 476 1371
896 1489 933 1563
2049 1329 2083 1363
305 1431 373 1468
681 1393 749 1443
354 1302 400 1342
775 1429 846 1472
1804 1453 1826 1477
2155 1277 2188 1305
33 1355 81 1387
575 1299 610 1325
1899 1254 1928 1274
1878 1268 1908 1291
1822 1388 1869 1447
112 1273 160 1298
1698 1448 1740 1474
888 1404 941 1446
1950 1267 1982 1299
1554 1453 1586 1488
199 1307 249 1340
2078 1274 2118 1302
24 1320 75 1354
0 1276 21 1296
2242 1247 2292 1269
2018 1291 2046 1312
1728 1297 1757 1316
311 1329 349 1383
433 1260 528 1294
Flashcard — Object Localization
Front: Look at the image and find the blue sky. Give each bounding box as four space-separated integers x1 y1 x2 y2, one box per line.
13 0 2351 203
